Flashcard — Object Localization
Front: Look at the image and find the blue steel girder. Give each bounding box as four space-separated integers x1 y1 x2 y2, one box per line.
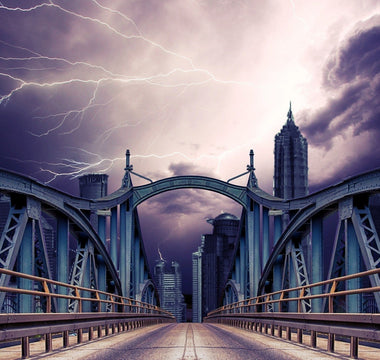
2 166 380 309
131 176 249 209
258 169 380 295
139 279 157 305
351 205 380 309
0 169 122 296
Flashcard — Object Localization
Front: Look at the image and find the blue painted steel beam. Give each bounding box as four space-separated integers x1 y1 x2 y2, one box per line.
119 202 127 297
57 215 69 312
253 202 261 297
239 236 244 292
262 207 270 266
18 220 33 313
311 216 323 312
97 214 107 309
346 219 361 312
246 199 254 297
110 207 118 269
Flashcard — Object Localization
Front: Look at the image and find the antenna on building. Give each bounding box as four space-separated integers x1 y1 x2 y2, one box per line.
287 101 294 123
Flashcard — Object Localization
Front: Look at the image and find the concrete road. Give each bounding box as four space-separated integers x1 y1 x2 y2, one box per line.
83 322 299 360
4 323 378 359
61 323 348 360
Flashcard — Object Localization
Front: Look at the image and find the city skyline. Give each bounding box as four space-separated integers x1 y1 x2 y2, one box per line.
1 1 379 294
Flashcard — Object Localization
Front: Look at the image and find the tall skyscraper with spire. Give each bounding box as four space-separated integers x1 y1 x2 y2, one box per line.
274 103 308 199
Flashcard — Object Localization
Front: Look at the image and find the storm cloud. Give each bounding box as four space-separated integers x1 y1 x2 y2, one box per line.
298 16 380 189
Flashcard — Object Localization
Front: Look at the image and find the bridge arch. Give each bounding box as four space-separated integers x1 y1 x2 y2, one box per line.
132 175 248 209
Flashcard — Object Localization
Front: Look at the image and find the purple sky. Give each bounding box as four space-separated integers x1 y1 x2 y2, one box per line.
1 1 379 294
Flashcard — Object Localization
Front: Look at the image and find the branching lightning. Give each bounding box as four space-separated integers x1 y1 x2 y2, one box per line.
0 1 255 184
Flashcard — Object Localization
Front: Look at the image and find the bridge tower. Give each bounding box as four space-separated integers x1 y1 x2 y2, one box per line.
118 150 154 302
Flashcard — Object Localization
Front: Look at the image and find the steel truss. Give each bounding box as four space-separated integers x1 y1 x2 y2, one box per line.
0 199 55 312
281 241 311 312
326 200 380 312
68 241 98 312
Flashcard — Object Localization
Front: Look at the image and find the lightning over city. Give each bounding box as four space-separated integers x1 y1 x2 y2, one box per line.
1 0 380 301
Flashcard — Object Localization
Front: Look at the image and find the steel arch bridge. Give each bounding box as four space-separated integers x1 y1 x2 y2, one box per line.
0 150 380 314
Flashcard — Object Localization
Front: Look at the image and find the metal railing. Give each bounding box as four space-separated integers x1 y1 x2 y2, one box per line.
205 268 380 359
0 268 175 358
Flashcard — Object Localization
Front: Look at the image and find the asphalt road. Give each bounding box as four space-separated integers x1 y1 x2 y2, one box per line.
78 323 334 360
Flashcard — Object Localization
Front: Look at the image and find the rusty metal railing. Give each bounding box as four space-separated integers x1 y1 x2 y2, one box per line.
0 268 171 315
205 268 380 359
209 268 380 315
0 268 175 358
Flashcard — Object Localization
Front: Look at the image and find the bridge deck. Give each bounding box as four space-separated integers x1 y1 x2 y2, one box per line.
1 323 378 360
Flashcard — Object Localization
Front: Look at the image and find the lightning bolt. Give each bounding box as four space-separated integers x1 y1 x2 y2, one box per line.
31 141 254 184
0 1 256 184
158 247 165 262
0 1 252 138
289 0 308 28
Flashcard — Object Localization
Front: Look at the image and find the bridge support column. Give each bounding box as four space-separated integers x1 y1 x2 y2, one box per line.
18 219 34 313
272 214 283 310
311 216 323 312
262 207 270 267
287 242 298 312
253 202 261 297
239 234 245 296
110 207 118 269
274 215 282 245
246 201 254 298
246 199 261 298
272 255 283 311
57 215 69 312
97 214 107 310
120 200 133 298
346 219 361 312
134 235 140 298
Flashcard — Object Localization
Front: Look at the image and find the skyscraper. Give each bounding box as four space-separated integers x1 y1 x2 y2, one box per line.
154 260 185 322
197 213 239 318
192 244 203 323
274 103 308 199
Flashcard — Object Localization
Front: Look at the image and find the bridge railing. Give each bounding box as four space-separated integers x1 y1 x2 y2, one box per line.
209 268 380 315
0 268 175 358
0 268 171 315
205 268 380 359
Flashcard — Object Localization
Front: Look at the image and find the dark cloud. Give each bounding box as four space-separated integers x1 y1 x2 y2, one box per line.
324 23 380 88
299 18 380 151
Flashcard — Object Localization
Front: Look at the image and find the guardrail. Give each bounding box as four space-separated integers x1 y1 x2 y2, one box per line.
205 268 380 359
0 269 175 358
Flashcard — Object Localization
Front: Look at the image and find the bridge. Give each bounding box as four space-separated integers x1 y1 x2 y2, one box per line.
0 150 379 359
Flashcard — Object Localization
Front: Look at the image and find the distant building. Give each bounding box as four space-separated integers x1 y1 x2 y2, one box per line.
274 103 308 199
154 260 185 322
195 213 239 319
192 243 203 323
78 174 108 199
78 173 109 230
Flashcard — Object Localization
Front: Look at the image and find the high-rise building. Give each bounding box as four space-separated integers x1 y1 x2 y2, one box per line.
198 213 239 318
78 174 109 199
274 103 308 200
154 260 185 322
78 174 109 229
192 244 203 323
